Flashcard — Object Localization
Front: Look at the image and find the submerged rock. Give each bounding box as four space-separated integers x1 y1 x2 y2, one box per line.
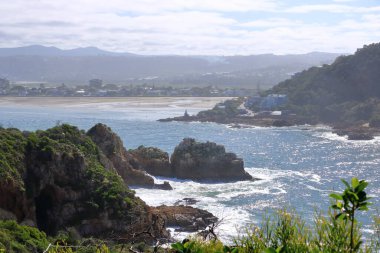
170 138 253 181
174 198 199 206
334 127 374 140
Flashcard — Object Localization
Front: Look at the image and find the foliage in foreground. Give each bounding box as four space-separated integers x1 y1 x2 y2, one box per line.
0 220 49 253
0 178 378 253
171 178 379 253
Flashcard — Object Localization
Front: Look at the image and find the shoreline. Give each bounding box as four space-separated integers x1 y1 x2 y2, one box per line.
0 96 233 109
159 115 380 141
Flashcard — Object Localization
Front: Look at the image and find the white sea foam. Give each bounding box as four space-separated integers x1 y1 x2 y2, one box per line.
313 130 380 145
133 170 289 242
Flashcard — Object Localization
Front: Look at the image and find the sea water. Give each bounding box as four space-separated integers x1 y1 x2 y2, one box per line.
1 101 379 241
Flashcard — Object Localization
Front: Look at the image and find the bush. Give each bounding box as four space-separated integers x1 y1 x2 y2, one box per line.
0 220 49 253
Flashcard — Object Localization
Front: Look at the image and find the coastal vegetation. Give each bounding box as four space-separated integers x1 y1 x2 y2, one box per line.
0 174 379 252
0 124 379 252
0 124 169 249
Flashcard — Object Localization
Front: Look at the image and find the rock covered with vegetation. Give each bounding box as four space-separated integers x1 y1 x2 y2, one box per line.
87 123 156 187
170 138 253 181
130 145 172 177
0 124 169 242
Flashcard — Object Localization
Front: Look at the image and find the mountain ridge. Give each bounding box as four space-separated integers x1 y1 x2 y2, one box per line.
0 45 340 87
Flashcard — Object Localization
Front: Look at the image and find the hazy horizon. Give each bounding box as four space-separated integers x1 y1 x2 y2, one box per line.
0 44 346 57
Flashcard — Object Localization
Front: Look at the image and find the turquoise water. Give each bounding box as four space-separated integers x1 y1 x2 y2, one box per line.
1 102 379 240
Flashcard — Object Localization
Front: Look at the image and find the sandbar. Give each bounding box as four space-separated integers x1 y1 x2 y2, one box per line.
0 97 232 109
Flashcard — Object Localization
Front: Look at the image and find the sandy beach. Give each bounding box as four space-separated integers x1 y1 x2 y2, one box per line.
0 97 231 109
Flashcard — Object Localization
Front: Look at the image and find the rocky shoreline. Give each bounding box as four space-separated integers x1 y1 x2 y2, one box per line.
0 123 253 244
159 113 380 141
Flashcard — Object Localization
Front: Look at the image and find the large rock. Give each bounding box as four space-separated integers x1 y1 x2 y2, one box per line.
170 138 253 181
87 124 157 187
130 145 173 177
0 125 169 242
151 205 218 232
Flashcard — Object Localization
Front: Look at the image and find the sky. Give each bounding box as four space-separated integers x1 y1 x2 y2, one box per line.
1 0 380 55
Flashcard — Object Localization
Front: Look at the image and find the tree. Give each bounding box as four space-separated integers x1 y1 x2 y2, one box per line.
330 178 372 253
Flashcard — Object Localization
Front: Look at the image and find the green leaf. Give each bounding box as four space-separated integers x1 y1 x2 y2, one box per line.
335 213 345 220
355 181 368 192
341 179 350 189
329 193 343 200
347 191 359 201
351 177 359 189
263 248 277 253
171 242 184 252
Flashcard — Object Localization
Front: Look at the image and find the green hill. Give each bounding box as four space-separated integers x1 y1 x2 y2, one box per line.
269 43 380 125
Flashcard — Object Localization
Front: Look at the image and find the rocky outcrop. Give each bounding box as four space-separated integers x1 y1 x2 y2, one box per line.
87 123 169 188
130 145 173 177
151 205 218 232
170 138 253 181
0 125 169 242
334 127 375 140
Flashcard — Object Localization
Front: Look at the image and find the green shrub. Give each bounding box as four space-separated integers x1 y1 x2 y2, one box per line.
0 220 49 253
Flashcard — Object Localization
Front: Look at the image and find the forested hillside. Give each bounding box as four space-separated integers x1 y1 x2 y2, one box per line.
270 43 380 125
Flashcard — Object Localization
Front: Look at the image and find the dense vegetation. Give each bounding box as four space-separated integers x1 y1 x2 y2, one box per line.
0 128 27 191
0 124 151 245
0 220 49 252
0 125 138 216
268 43 380 125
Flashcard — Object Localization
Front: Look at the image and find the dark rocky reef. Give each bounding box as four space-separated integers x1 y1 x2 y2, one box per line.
333 126 377 140
151 205 218 232
0 125 169 242
170 138 252 181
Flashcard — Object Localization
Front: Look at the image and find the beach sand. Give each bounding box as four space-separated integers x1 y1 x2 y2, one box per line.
0 97 232 109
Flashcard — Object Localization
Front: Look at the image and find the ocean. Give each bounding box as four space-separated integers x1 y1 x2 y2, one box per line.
1 99 379 242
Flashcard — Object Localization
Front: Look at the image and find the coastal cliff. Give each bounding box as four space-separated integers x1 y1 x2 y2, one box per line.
0 124 169 242
87 124 156 187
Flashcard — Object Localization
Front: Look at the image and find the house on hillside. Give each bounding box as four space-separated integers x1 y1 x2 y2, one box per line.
245 94 288 111
260 94 288 110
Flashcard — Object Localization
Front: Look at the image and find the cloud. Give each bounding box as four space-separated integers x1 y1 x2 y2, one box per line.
0 0 379 55
333 0 356 2
285 4 380 13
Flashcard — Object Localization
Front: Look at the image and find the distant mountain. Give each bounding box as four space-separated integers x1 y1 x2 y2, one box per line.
0 45 137 57
0 45 340 88
269 42 380 124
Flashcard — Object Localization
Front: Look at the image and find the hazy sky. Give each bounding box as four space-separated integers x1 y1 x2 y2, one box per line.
1 0 380 55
